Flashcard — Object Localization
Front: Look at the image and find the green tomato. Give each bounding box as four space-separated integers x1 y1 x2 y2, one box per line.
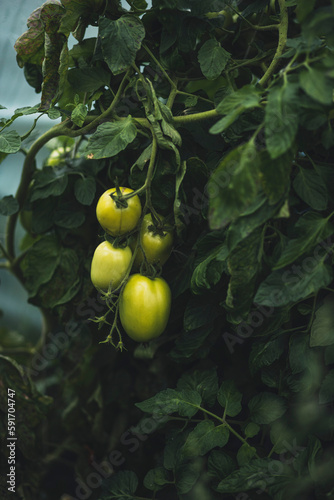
96 187 142 236
90 241 132 291
46 146 73 166
119 274 172 342
131 213 173 269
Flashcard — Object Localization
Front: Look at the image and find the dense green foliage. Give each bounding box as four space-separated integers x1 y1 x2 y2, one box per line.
1 0 334 499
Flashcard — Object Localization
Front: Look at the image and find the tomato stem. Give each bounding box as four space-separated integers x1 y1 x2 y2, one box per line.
258 0 289 87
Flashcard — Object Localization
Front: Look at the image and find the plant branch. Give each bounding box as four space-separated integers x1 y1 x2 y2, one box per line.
173 108 218 124
258 0 289 87
142 43 176 89
65 69 132 137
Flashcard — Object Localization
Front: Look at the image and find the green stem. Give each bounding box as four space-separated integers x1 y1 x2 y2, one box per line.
142 43 176 89
173 108 218 124
66 69 132 138
166 82 179 109
258 0 288 87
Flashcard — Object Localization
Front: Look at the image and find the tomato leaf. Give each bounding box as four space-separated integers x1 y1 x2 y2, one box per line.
310 295 334 347
319 370 334 404
198 39 231 80
293 167 328 210
0 195 19 216
0 131 21 154
208 142 261 230
100 471 138 500
181 421 230 458
20 236 60 296
210 85 261 134
299 67 334 106
254 261 333 307
177 367 219 407
136 388 202 418
273 213 334 270
264 82 299 159
100 15 145 75
217 380 242 417
144 467 170 491
74 176 96 205
31 166 68 201
85 116 137 159
248 392 287 424
71 103 87 127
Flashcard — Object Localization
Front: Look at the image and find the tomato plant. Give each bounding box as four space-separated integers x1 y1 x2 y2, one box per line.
1 1 334 499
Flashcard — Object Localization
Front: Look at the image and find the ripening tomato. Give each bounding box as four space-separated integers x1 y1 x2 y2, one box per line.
90 241 132 291
96 187 142 236
131 213 173 269
119 274 172 342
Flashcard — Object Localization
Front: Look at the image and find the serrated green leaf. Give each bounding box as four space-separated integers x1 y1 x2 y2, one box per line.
31 166 68 201
100 471 138 500
208 450 237 481
191 243 228 294
71 103 88 127
273 213 334 269
217 458 286 493
299 67 334 105
0 131 21 153
249 338 285 374
319 370 334 404
249 392 287 424
244 422 260 438
20 236 60 296
38 247 80 307
85 116 137 159
208 142 261 229
181 421 229 459
310 295 334 347
259 148 293 204
175 461 201 494
237 443 257 466
67 67 111 93
177 367 219 407
217 380 242 417
293 167 328 210
100 15 145 75
143 467 170 491
225 227 262 320
184 296 219 331
0 195 19 216
135 388 202 418
198 39 231 80
210 85 261 134
254 261 333 307
265 82 299 159
74 176 96 205
54 207 85 229
169 324 215 362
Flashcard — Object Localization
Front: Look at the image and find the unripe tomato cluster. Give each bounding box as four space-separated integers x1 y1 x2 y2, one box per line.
90 187 173 343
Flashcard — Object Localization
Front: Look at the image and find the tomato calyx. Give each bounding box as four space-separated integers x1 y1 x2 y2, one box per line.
109 185 129 209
